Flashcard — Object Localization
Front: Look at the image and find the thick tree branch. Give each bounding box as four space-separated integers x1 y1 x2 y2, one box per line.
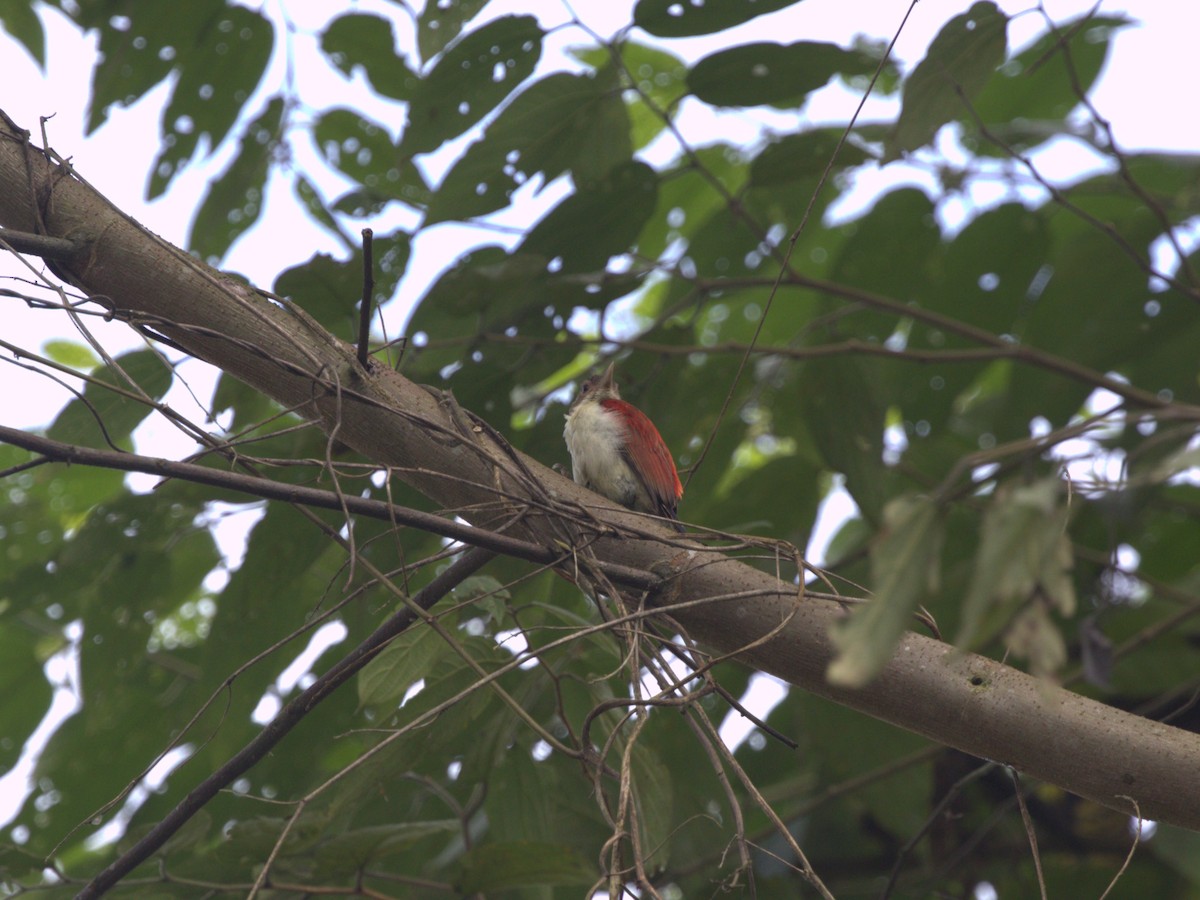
1 107 1198 865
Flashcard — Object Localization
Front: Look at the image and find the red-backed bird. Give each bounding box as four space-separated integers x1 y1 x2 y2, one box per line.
564 362 684 531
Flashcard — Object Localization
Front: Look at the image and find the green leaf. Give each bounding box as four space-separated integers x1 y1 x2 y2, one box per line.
46 349 173 450
400 15 544 155
0 0 46 67
574 41 688 149
631 741 674 871
823 514 871 568
795 692 933 837
748 128 870 188
417 0 491 61
414 246 533 320
956 480 1074 648
885 1 1008 159
425 71 632 225
321 13 417 100
521 161 658 272
0 624 53 771
210 371 281 433
1004 221 1158 427
41 339 100 372
485 746 561 842
274 229 410 336
312 821 459 878
1147 445 1200 485
637 144 748 261
188 95 284 262
623 41 689 138
294 175 354 248
314 110 432 209
314 108 397 186
689 41 876 108
829 187 940 302
358 625 452 712
459 841 594 892
971 15 1131 135
828 495 943 688
148 5 274 197
0 446 66 580
799 356 890 524
634 0 803 37
84 0 223 133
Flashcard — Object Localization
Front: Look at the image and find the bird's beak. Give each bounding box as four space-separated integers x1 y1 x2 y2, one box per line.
597 362 616 392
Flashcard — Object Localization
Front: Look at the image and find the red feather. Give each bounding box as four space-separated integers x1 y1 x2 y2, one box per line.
600 397 683 523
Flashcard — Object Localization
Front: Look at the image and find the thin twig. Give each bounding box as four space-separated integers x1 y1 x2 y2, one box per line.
1010 769 1048 900
357 227 374 367
1099 796 1142 900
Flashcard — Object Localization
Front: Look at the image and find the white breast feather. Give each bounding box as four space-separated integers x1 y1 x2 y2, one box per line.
564 401 640 508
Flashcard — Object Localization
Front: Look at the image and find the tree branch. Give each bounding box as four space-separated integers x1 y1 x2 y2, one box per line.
0 225 85 260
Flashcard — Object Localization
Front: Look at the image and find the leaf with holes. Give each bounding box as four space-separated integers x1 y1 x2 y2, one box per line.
314 108 398 190
148 5 274 197
188 96 283 262
85 0 223 133
417 0 492 61
400 15 543 155
314 106 433 208
425 71 632 225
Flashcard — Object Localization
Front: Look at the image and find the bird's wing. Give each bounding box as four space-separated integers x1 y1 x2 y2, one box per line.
604 398 683 526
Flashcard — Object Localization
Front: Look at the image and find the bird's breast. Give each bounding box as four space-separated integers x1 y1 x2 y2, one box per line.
564 402 641 508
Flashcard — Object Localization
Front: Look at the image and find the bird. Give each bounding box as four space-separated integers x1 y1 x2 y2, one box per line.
563 362 684 531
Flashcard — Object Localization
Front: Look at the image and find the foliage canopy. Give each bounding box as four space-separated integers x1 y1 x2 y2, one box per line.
2 1 1200 897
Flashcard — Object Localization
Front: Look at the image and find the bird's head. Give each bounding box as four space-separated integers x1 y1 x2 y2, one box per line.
571 361 621 409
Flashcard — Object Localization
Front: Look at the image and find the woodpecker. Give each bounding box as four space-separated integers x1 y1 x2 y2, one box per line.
564 362 684 531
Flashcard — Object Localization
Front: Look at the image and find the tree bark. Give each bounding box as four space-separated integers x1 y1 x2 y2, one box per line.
2 108 1197 831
